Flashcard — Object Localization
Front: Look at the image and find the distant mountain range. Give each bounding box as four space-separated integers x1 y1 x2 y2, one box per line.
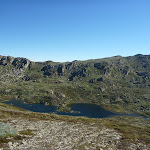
0 54 150 116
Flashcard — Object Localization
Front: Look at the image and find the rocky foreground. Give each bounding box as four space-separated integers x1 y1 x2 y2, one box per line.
6 117 121 150
0 111 149 150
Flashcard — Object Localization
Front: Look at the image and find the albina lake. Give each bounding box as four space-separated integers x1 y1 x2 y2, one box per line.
3 99 142 118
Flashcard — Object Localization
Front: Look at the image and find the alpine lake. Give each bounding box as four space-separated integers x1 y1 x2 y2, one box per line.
3 99 144 119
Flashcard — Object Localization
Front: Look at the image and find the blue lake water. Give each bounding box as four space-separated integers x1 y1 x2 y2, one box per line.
3 99 142 118
3 99 58 113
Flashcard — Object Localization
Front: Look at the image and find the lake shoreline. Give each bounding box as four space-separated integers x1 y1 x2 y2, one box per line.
2 99 147 119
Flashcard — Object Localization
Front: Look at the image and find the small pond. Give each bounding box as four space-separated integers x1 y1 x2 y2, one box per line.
3 99 142 118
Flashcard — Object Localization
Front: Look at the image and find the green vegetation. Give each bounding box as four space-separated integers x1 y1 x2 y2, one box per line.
0 54 150 117
0 121 17 147
19 129 35 136
103 117 150 144
0 122 17 138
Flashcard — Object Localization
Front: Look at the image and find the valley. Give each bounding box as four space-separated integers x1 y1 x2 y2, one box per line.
0 54 150 149
0 54 150 117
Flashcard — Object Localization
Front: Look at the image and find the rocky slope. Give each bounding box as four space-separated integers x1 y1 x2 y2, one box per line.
0 54 150 116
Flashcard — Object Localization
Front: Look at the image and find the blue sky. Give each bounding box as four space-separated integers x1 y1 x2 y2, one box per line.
0 0 150 62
